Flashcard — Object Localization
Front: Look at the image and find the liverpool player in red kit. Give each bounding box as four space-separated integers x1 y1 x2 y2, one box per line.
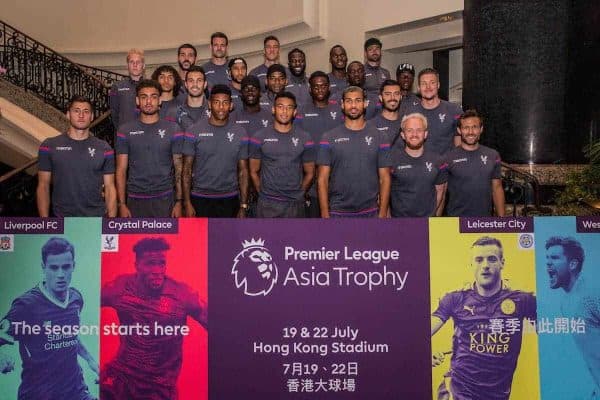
100 238 207 400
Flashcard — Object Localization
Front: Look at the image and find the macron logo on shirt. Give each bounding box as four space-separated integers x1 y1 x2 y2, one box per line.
334 138 350 143
453 158 468 164
199 133 214 137
129 130 144 135
56 146 72 151
264 138 278 142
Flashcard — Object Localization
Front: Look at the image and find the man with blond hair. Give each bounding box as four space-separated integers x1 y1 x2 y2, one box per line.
109 49 144 132
388 112 446 217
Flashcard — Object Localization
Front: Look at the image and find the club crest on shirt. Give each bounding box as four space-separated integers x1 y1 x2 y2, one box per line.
158 129 166 139
481 155 488 165
88 147 96 157
227 132 235 142
438 113 446 123
365 136 373 146
261 119 269 128
500 299 516 315
426 162 433 172
365 99 370 108
292 137 299 147
413 101 419 106
330 111 337 120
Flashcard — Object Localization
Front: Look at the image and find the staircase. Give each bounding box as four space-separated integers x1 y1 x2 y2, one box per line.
0 19 126 215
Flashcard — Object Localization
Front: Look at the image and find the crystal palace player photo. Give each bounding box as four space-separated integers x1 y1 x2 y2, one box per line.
0 237 98 400
431 236 537 400
100 237 207 400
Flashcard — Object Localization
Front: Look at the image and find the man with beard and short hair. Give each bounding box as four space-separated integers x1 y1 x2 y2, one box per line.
231 75 272 136
431 236 536 400
175 44 197 102
228 57 247 111
396 63 419 104
250 35 289 91
296 71 342 217
332 61 380 120
100 237 207 400
115 80 185 218
250 92 315 218
37 95 117 217
109 49 145 133
0 238 99 400
544 237 600 396
260 64 288 109
363 38 391 96
182 84 249 218
202 32 230 89
370 79 402 144
328 45 348 96
317 86 392 218
388 112 446 217
285 48 310 108
400 67 463 155
151 65 183 120
166 65 209 130
442 109 505 217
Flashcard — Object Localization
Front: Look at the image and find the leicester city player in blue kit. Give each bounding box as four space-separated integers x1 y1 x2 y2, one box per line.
0 238 98 400
431 236 536 400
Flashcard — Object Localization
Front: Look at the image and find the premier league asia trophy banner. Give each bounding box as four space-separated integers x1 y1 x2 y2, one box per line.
1 216 600 399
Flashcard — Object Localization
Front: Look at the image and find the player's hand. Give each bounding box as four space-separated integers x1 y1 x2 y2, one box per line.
0 352 14 374
432 351 446 367
118 203 132 217
237 208 246 219
184 201 196 217
171 201 182 218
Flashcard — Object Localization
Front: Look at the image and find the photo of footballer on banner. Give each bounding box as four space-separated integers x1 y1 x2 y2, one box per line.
0 218 101 400
429 217 540 400
100 218 207 400
535 216 600 400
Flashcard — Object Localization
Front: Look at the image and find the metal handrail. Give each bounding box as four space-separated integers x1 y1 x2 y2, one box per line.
0 157 38 184
501 162 543 211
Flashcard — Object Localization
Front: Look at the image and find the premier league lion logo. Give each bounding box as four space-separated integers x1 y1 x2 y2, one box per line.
232 238 278 296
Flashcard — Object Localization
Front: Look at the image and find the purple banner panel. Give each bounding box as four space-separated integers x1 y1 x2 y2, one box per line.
102 218 179 234
576 216 600 233
208 219 431 399
0 217 64 234
459 217 533 233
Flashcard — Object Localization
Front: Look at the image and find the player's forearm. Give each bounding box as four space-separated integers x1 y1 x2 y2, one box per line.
301 163 315 193
435 184 447 217
104 180 117 218
115 158 128 204
182 156 194 206
249 169 261 194
378 169 391 218
492 180 506 217
36 182 51 217
317 169 330 218
238 161 249 204
173 154 183 201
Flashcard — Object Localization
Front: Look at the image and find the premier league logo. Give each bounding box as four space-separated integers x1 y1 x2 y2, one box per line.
232 238 278 296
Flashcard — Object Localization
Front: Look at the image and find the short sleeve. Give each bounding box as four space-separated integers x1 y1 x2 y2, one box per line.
435 156 448 185
38 139 52 172
102 145 116 174
302 133 316 163
377 138 392 168
432 292 458 323
170 123 185 155
238 129 250 160
249 132 263 160
115 130 129 155
316 133 332 166
492 151 502 179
